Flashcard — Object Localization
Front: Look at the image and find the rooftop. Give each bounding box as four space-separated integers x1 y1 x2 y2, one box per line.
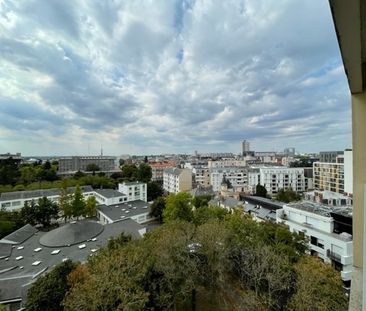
97 200 150 222
94 189 126 198
0 186 94 202
286 201 353 218
0 219 146 304
164 167 184 175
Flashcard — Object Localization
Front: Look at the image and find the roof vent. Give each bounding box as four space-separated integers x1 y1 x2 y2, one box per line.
17 246 24 250
91 238 97 241
51 250 60 255
15 256 23 261
32 261 41 266
34 247 42 252
78 244 86 249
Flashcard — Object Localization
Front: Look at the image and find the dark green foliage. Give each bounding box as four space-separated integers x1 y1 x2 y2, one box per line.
71 185 86 219
147 181 164 201
85 163 100 172
192 195 212 209
149 197 166 222
137 163 152 183
20 197 59 228
26 260 77 311
0 157 20 185
255 184 267 198
121 164 138 181
0 209 24 238
276 188 302 203
163 192 194 222
73 170 86 179
193 206 228 225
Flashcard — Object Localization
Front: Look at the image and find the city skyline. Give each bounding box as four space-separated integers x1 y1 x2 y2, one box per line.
0 0 351 156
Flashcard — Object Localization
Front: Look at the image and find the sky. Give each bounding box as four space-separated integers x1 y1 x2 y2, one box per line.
0 0 351 156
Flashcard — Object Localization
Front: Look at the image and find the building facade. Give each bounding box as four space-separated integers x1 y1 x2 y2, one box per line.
118 182 147 202
163 168 192 193
149 161 176 183
313 162 345 194
210 167 248 192
58 156 116 173
276 202 353 286
319 151 344 163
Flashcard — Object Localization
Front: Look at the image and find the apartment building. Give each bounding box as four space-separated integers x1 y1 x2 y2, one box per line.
149 161 176 183
319 151 344 163
257 167 306 194
58 156 116 173
313 162 345 194
276 202 353 286
163 168 192 193
210 167 248 192
118 182 147 202
305 190 352 207
207 159 246 168
193 167 210 187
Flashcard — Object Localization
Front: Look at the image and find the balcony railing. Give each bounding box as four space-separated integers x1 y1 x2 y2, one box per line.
327 249 342 263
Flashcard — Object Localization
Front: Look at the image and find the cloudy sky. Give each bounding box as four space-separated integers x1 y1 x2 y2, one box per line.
0 0 351 156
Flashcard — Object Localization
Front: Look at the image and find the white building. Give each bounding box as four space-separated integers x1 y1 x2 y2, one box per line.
256 167 307 194
208 159 246 168
305 190 353 207
276 202 353 286
343 149 353 195
118 182 147 202
163 168 192 194
0 186 95 211
210 167 248 192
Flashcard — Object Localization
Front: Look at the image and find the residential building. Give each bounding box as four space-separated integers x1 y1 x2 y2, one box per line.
209 197 244 212
118 182 147 202
210 167 248 192
193 167 210 187
58 156 117 173
163 168 192 193
319 151 344 163
149 161 176 183
208 159 246 168
93 189 128 205
256 167 306 194
313 162 344 194
276 202 353 286
0 152 22 163
344 149 353 196
284 148 296 156
242 140 250 156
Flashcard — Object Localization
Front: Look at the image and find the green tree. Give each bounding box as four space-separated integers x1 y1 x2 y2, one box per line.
84 196 97 218
288 256 348 311
137 163 152 183
59 181 73 222
26 260 77 311
255 184 267 198
147 181 163 201
0 157 20 185
144 156 148 163
121 164 138 181
119 158 125 167
163 192 193 222
36 197 59 227
85 163 100 174
149 197 166 222
192 195 212 209
276 188 301 203
73 170 86 179
20 200 38 226
71 185 86 219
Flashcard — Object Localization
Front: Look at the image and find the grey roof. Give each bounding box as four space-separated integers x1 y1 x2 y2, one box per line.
208 197 243 208
122 181 145 186
97 200 150 222
0 219 147 304
243 196 284 209
0 244 12 259
0 186 94 202
94 189 126 198
39 222 104 247
286 201 353 218
164 167 183 176
1 224 38 244
243 204 277 222
190 186 214 198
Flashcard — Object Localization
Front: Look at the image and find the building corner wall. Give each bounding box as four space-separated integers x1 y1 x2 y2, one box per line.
349 92 366 311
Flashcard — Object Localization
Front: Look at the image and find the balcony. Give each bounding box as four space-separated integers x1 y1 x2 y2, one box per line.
327 249 342 263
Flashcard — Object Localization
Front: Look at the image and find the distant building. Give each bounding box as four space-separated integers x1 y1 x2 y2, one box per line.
193 167 210 187
0 152 22 164
313 162 345 194
305 190 352 207
208 159 246 168
149 161 176 183
210 167 247 192
163 168 192 193
319 151 344 163
276 202 353 287
284 147 295 156
242 140 250 155
58 156 117 174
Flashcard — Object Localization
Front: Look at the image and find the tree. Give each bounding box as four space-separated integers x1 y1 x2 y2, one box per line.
85 163 100 173
288 256 348 311
71 185 86 219
43 161 52 170
144 156 148 163
35 197 59 227
149 197 166 222
26 260 77 311
0 157 20 185
137 163 152 183
119 158 125 167
121 164 138 181
276 188 301 203
59 181 73 222
20 200 38 225
73 170 86 179
84 196 97 218
147 181 163 201
255 184 267 198
163 192 193 222
192 195 212 209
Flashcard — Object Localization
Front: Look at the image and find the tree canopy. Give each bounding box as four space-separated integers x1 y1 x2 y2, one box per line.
275 188 302 203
